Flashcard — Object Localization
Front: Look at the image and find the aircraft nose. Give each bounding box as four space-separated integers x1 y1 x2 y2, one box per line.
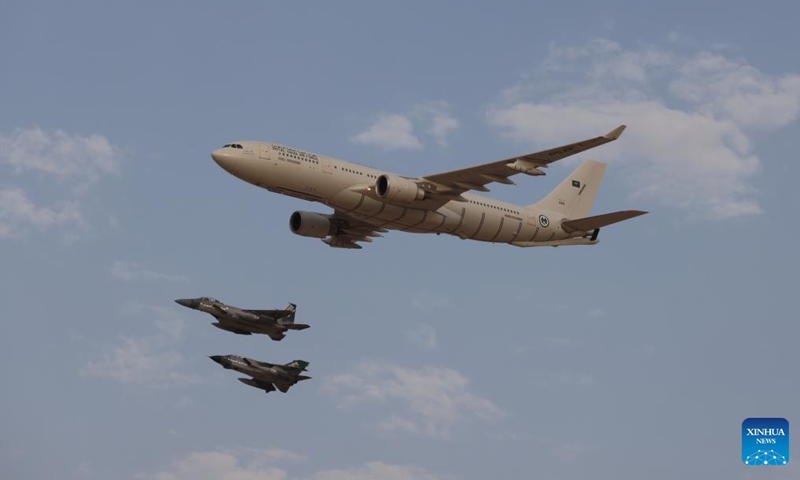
175 298 197 309
211 148 236 171
209 355 226 365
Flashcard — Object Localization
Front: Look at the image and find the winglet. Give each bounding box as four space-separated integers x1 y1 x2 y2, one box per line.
604 124 626 140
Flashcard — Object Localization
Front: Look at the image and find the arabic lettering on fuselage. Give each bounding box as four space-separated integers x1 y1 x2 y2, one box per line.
271 144 319 161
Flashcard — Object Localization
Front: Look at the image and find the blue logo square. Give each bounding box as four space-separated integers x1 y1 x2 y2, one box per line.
742 418 789 466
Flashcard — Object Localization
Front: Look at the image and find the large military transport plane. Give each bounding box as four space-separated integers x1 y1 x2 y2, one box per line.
211 126 646 249
175 297 309 341
209 355 311 394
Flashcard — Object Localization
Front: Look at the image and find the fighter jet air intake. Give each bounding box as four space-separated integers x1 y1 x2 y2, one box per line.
211 126 646 249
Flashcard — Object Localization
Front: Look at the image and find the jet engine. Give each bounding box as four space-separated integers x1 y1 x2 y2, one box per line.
375 174 425 202
289 211 337 238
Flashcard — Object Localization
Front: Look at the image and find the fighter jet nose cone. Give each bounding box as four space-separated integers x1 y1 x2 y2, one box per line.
209 355 225 365
175 299 195 308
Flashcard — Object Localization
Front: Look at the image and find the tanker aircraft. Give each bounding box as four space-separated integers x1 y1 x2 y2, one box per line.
211 125 646 249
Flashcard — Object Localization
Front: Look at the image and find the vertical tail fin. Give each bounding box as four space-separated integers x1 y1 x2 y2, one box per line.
530 159 606 219
286 360 309 371
279 303 297 324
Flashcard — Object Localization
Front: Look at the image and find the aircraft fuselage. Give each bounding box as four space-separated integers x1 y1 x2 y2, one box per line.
212 142 582 245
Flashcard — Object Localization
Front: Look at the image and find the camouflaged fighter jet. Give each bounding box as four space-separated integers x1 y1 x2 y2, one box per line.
209 355 311 394
175 297 309 341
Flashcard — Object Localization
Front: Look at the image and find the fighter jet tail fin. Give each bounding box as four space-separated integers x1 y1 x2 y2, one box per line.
277 303 298 325
529 159 606 219
285 360 310 371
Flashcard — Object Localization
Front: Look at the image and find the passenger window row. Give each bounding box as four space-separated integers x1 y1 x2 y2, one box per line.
468 199 519 215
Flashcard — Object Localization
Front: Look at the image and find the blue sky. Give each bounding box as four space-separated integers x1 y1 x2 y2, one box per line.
2 2 800 479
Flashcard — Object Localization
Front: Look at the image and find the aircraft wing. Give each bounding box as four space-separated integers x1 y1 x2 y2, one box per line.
273 375 311 393
212 321 253 335
419 125 625 198
245 358 275 369
322 210 388 249
243 308 281 319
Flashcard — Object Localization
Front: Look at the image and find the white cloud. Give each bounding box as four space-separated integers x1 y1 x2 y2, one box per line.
111 260 188 283
489 38 800 219
80 336 199 389
0 187 85 239
0 127 121 183
0 127 122 240
137 451 288 480
352 114 422 150
81 304 197 388
314 462 442 480
351 102 459 150
404 324 437 351
325 361 504 437
412 102 460 146
137 450 443 480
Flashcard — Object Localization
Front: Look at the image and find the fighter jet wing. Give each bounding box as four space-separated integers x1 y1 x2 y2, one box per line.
319 210 388 249
212 322 253 335
273 375 311 393
242 309 281 319
245 358 275 368
418 125 625 200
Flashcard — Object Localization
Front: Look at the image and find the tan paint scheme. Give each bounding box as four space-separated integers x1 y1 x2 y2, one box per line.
211 142 614 247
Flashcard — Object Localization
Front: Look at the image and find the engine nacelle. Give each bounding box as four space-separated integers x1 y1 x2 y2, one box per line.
289 211 337 238
375 174 425 202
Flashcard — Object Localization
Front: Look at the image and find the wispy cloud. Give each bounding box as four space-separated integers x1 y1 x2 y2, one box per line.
81 336 199 389
0 187 85 240
111 260 188 283
81 304 197 389
314 461 443 480
404 324 437 351
351 102 459 150
488 38 800 220
137 449 443 480
352 114 422 150
0 126 122 240
325 361 504 437
0 127 121 184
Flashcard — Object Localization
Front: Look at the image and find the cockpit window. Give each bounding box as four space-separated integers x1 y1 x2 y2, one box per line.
222 144 231 148
221 144 243 149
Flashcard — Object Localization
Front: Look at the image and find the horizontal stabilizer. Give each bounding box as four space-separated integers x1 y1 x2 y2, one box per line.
561 210 647 233
284 323 310 330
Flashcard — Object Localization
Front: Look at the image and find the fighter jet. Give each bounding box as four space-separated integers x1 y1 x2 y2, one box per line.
174 297 309 341
209 355 311 394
